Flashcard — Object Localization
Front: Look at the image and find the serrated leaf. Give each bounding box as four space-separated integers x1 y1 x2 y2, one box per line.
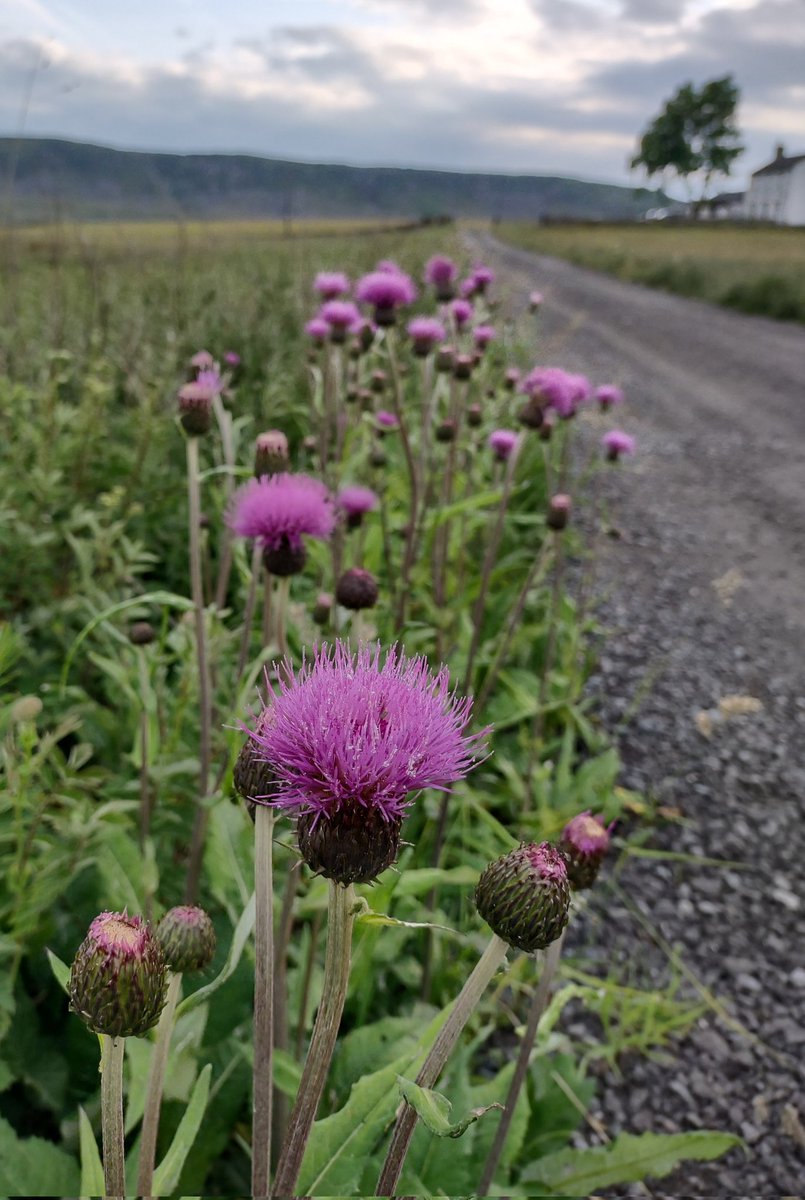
78 1106 104 1198
176 892 255 1018
0 1115 80 1196
521 1130 742 1194
397 1075 501 1138
151 1063 212 1196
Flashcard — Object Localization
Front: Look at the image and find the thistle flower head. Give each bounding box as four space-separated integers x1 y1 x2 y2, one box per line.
504 366 521 390
520 366 589 418
602 430 636 460
190 349 215 370
177 372 222 434
424 254 457 286
471 263 495 291
249 642 486 825
547 492 572 531
473 324 496 349
596 384 624 410
475 842 570 952
407 316 446 355
560 811 612 888
69 911 167 1038
227 473 335 553
336 567 379 610
254 429 289 477
529 290 544 311
450 298 473 327
314 270 351 299
223 350 241 366
375 258 405 274
488 429 519 461
157 905 217 974
356 270 417 323
376 410 399 430
305 316 330 342
337 485 379 518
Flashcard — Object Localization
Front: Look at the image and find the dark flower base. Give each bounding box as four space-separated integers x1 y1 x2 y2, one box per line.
297 807 402 885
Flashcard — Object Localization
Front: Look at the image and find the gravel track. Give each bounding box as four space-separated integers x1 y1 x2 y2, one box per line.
469 233 805 1197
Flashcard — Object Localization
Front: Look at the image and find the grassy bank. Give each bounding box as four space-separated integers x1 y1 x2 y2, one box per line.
497 222 805 323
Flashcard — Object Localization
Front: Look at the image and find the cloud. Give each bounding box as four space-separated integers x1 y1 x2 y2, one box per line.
0 0 800 187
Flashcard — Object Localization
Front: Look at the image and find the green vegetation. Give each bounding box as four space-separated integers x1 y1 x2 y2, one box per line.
0 222 737 1194
498 221 805 322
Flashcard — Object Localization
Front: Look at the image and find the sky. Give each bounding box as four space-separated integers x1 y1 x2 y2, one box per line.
0 0 803 189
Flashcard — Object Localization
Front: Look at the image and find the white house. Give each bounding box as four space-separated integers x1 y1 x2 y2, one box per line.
744 145 805 225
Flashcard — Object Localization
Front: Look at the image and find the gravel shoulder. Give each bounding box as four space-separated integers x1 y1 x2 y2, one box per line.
470 232 805 1197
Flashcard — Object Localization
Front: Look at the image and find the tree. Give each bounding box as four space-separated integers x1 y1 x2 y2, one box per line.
631 76 743 205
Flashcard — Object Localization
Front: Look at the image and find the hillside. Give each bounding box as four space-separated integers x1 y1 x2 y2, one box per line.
0 137 663 223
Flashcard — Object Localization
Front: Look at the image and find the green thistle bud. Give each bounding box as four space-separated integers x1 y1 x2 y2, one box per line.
233 730 274 804
69 911 167 1038
475 842 570 952
156 905 217 974
560 811 612 890
296 806 402 886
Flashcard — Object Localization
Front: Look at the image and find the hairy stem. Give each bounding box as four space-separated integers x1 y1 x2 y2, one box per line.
274 881 356 1196
184 435 213 904
295 909 322 1057
274 577 291 662
272 859 301 1157
478 933 565 1194
235 542 263 685
386 332 420 631
252 804 276 1200
212 393 236 610
100 1035 126 1200
137 646 152 850
136 971 183 1197
377 934 509 1196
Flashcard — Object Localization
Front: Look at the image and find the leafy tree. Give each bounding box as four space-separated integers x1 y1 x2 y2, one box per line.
631 76 743 204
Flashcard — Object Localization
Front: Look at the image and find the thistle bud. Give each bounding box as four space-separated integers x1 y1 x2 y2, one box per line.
435 418 457 443
177 383 213 436
336 567 379 611
313 591 333 627
69 912 167 1038
254 430 289 478
302 434 318 454
518 397 545 430
504 367 521 392
370 370 387 395
467 403 483 428
560 812 612 889
296 807 402 886
233 731 274 803
128 621 156 646
157 905 217 974
369 446 388 469
453 354 474 381
547 493 571 532
435 345 455 374
538 414 555 442
475 842 570 953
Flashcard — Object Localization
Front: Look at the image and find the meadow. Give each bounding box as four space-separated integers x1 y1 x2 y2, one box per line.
497 221 805 322
0 221 737 1195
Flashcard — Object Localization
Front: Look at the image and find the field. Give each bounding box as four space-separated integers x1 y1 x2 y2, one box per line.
497 221 805 322
0 222 737 1196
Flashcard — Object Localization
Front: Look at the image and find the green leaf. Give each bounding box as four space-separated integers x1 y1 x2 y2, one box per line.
151 1063 212 1196
396 1075 501 1138
355 910 464 939
176 892 255 1018
78 1106 104 1198
521 1130 742 1195
46 947 70 994
0 1115 80 1196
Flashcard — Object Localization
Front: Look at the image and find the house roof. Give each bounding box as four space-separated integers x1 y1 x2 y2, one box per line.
752 152 805 178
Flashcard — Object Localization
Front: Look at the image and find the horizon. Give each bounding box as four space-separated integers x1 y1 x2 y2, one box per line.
1 0 802 195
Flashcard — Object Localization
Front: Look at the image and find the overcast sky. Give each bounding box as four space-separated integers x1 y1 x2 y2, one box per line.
1 0 802 188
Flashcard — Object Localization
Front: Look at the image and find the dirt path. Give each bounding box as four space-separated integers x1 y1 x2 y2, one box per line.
469 232 805 1196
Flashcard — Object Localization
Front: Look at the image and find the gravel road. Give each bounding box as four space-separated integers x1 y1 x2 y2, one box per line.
470 233 805 1197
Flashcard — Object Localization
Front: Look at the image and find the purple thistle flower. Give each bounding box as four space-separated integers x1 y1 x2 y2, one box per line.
337 485 379 517
375 258 405 274
195 368 224 396
471 263 495 292
424 254 458 299
314 271 351 300
227 473 335 551
376 410 399 429
223 350 241 366
473 324 497 349
488 429 520 461
520 366 587 418
407 316 446 355
529 290 544 311
248 642 487 825
177 370 223 434
320 300 362 335
596 383 624 410
190 349 215 370
602 430 636 460
450 298 473 327
356 270 417 324
305 316 330 343
458 277 476 299
560 811 613 889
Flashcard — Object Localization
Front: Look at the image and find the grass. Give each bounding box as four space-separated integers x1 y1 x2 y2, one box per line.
496 221 805 322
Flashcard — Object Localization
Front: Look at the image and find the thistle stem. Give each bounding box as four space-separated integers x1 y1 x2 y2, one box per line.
272 859 301 1156
295 909 322 1057
477 933 565 1195
100 1034 126 1200
235 542 263 685
136 971 183 1197
262 567 274 648
252 804 276 1200
386 332 420 631
136 646 152 850
274 577 291 661
527 529 565 790
184 435 213 904
212 393 236 610
377 933 508 1196
274 881 356 1196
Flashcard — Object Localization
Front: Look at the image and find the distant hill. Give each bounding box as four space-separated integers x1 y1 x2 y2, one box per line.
0 137 664 223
